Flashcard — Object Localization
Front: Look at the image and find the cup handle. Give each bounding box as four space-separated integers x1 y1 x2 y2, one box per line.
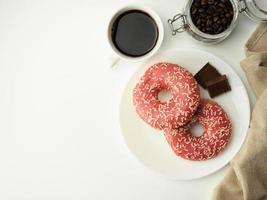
109 54 120 68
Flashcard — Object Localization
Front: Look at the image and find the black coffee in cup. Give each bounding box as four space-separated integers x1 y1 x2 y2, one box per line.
111 10 159 57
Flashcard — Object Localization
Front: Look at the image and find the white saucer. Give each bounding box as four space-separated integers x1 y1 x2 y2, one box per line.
119 48 250 180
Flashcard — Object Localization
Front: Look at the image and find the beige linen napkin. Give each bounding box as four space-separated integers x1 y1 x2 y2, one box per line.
213 24 267 200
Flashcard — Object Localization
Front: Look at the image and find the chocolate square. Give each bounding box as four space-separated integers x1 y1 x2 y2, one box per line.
194 63 221 89
206 75 231 98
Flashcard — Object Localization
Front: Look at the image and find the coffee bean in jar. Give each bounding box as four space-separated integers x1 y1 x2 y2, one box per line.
190 0 234 35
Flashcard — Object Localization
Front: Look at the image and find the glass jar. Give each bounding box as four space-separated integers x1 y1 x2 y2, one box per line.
168 0 267 44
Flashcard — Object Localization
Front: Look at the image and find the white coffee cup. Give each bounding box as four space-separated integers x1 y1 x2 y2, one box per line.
107 5 164 67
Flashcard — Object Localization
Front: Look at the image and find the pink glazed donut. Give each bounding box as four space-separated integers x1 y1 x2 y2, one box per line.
133 62 200 130
164 99 232 161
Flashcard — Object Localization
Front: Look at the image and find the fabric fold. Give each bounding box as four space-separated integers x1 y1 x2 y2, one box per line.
213 24 267 200
241 53 267 98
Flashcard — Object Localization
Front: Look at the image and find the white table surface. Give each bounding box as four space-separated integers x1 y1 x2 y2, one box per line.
0 0 257 199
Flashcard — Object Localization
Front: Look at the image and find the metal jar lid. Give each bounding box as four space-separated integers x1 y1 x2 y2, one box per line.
240 0 267 21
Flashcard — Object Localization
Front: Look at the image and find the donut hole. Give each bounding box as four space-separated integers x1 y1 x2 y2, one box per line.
158 89 172 103
190 124 204 137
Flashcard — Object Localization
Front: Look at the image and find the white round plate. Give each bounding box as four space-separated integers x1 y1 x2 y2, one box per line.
119 49 250 180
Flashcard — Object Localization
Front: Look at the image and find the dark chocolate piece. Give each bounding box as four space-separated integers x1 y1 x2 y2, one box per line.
206 75 231 98
194 63 221 88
